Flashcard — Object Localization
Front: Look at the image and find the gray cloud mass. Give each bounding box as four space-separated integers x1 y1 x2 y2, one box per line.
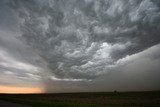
0 0 160 92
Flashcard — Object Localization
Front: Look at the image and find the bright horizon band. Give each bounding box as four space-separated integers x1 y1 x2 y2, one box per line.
0 85 44 94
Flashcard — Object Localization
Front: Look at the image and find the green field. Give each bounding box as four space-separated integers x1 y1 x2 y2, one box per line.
0 91 160 107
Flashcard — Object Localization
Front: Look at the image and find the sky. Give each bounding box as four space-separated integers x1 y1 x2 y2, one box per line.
0 0 160 93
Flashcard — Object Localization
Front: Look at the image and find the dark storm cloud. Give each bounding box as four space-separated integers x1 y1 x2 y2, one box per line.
7 0 160 81
0 0 19 32
0 0 47 88
0 0 160 92
44 44 160 92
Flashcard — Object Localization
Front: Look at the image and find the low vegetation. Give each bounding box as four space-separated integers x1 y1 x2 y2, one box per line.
0 91 160 107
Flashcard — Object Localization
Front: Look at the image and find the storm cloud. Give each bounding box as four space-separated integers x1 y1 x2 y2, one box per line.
0 0 160 92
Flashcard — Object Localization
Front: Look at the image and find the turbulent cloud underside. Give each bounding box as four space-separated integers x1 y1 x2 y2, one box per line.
0 0 160 92
7 0 160 80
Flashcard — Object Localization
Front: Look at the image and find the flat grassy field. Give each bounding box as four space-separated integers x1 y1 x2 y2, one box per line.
0 91 160 107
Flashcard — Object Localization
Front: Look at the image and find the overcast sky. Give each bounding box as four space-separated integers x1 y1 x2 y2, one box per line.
0 0 160 93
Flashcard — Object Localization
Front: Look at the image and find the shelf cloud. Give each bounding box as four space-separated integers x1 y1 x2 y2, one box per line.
0 0 160 92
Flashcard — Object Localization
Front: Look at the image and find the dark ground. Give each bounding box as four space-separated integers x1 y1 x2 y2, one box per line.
0 91 160 107
0 100 30 107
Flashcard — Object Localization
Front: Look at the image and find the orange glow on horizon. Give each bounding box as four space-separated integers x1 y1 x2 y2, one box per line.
0 85 44 94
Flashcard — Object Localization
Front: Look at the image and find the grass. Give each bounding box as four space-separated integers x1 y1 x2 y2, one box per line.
0 91 160 107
